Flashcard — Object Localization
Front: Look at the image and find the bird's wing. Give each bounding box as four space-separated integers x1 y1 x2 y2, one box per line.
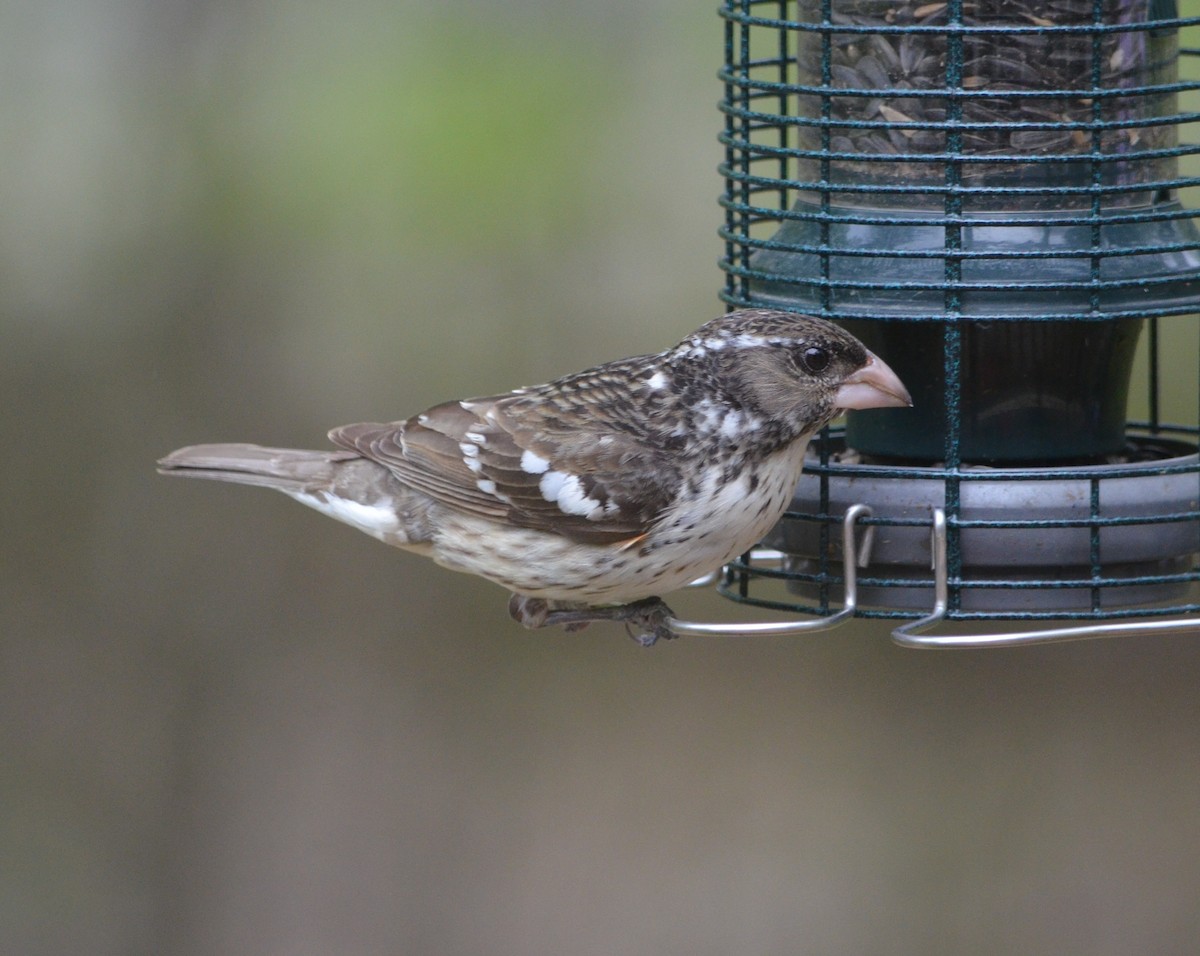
329 392 680 545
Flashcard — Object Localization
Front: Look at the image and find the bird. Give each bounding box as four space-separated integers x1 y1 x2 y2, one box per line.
158 309 911 644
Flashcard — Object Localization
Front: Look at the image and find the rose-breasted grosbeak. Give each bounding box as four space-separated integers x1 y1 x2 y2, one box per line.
159 309 910 644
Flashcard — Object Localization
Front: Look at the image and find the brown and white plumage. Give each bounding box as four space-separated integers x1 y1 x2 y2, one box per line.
158 310 910 643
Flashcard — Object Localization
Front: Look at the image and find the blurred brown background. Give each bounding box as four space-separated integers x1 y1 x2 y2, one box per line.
5 2 1200 954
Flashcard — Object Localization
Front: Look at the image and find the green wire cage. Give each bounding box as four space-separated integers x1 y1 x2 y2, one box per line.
708 0 1200 645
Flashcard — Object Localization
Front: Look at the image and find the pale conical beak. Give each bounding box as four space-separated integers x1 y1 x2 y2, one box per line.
835 352 912 411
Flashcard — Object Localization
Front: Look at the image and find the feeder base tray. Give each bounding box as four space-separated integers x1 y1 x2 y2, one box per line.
766 435 1200 614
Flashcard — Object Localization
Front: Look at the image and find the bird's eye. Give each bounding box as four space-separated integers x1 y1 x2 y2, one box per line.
797 346 830 374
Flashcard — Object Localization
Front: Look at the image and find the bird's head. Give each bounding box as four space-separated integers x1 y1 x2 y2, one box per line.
673 309 912 442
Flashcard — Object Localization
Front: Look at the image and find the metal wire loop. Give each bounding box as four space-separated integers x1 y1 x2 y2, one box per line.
891 509 1200 648
665 503 874 637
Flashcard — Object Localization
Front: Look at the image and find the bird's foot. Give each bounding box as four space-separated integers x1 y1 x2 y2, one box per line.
613 597 678 646
507 595 677 646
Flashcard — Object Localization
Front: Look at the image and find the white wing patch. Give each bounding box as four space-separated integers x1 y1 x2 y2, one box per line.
459 442 484 473
476 479 511 503
520 448 551 474
539 469 605 519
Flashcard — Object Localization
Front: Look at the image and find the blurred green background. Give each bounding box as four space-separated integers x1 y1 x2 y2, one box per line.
5 2 1200 954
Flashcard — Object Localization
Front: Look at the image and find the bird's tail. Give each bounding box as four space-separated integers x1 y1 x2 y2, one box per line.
156 443 356 493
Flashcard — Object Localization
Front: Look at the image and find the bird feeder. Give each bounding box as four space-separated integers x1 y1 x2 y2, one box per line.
699 0 1200 645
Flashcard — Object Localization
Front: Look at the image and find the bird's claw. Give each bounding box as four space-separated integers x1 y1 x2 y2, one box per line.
508 594 675 646
508 593 550 628
614 598 676 646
